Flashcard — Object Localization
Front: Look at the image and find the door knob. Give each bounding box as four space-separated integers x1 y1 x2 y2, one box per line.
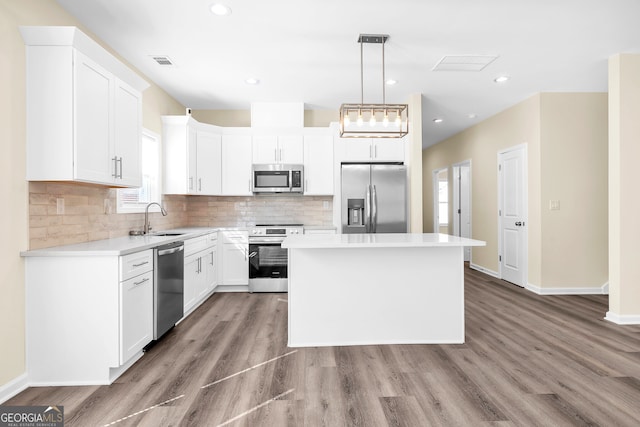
515 221 522 226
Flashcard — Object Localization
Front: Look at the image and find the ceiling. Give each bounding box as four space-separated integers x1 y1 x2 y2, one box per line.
55 0 640 148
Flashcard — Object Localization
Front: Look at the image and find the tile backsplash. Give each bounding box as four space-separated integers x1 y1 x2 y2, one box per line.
28 182 333 249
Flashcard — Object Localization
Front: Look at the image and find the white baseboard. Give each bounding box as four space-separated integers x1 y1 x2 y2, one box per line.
469 263 499 278
215 285 249 293
0 373 29 404
605 311 640 325
525 282 609 295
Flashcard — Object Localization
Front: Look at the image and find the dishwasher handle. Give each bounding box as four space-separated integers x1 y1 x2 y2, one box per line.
157 242 184 256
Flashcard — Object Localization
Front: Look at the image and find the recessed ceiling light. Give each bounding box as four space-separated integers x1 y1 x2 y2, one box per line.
385 79 397 85
210 3 232 16
467 113 477 119
433 118 443 123
245 78 259 85
494 75 510 83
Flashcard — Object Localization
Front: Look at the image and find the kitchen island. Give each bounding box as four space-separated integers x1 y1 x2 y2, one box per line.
282 233 486 347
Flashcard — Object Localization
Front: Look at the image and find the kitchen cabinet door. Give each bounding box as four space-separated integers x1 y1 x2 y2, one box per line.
74 50 113 184
222 134 252 195
184 253 201 313
203 247 217 296
197 131 222 195
221 231 249 285
252 135 278 163
341 138 374 162
114 79 142 187
119 270 153 364
278 135 304 164
372 138 405 162
303 134 333 195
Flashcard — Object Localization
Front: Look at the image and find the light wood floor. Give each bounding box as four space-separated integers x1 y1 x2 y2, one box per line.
7 266 640 426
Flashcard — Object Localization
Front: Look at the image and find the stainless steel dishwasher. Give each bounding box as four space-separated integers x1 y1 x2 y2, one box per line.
153 241 184 340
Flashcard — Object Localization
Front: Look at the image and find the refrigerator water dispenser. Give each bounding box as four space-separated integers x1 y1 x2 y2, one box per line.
347 199 364 226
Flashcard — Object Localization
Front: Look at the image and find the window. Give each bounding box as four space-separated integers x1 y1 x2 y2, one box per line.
117 129 161 213
438 179 448 225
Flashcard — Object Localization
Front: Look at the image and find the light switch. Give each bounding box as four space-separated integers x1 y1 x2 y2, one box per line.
56 198 65 215
549 200 560 210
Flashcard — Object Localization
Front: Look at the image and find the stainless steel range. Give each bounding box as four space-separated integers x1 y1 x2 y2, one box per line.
249 224 303 292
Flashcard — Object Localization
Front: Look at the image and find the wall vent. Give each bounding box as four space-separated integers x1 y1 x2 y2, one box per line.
432 55 498 71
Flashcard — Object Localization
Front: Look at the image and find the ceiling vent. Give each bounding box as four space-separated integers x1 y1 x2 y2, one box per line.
432 55 498 72
151 56 174 66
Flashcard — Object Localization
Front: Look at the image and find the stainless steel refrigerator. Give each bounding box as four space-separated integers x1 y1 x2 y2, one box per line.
341 163 407 233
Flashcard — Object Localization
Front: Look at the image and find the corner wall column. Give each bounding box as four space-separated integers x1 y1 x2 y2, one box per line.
607 54 640 324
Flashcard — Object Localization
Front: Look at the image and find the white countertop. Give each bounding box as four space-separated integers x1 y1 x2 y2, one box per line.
282 233 486 249
21 227 246 257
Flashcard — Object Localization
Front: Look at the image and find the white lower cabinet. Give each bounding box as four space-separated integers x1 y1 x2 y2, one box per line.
119 270 153 364
183 232 218 315
221 230 249 285
24 249 154 385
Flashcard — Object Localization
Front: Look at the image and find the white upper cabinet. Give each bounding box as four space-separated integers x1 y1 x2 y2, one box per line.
162 116 222 195
222 131 253 195
339 137 405 163
20 26 148 187
252 134 303 164
303 133 334 195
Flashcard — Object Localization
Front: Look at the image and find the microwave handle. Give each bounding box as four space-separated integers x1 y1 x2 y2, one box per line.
289 170 293 192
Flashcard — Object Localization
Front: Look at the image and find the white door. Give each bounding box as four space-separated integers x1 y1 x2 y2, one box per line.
453 162 471 262
498 145 527 286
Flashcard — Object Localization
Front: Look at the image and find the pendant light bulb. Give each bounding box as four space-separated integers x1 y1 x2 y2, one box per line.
369 109 376 126
383 110 389 127
344 114 351 127
357 110 364 126
395 111 402 127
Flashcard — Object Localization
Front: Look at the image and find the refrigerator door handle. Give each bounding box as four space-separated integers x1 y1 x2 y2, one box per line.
372 185 378 233
365 184 372 233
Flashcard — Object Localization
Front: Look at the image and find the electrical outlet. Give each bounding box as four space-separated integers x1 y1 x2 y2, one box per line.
56 198 65 215
549 200 560 210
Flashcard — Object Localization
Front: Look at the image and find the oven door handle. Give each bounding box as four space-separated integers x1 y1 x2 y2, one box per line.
248 251 258 258
249 238 285 244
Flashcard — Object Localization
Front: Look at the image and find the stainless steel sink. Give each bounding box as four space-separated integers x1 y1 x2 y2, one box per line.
150 232 185 236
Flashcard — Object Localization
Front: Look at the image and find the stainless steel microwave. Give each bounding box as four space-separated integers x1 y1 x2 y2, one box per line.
252 164 304 193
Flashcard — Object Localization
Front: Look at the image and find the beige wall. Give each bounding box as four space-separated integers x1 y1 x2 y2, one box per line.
192 109 338 127
608 54 640 318
422 93 608 290
0 0 184 389
423 95 541 275
540 93 608 287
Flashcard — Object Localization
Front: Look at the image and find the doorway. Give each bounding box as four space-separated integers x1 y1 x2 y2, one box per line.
453 161 471 262
433 168 448 233
498 145 528 287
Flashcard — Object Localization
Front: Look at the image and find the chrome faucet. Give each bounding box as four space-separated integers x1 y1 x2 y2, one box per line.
144 202 167 234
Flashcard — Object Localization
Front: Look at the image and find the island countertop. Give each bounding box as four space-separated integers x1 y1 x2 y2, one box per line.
282 232 486 249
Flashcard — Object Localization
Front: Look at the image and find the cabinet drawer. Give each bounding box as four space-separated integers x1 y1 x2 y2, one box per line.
120 250 153 281
222 230 248 244
206 232 218 246
184 236 208 257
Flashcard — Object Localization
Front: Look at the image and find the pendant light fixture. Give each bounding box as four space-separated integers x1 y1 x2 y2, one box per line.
339 34 408 138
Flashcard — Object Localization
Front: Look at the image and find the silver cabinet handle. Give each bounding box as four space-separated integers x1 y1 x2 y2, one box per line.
189 176 193 190
118 157 123 179
210 252 214 265
132 261 149 267
199 178 202 191
133 277 149 287
112 157 118 178
374 144 377 159
274 148 278 162
369 145 372 159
